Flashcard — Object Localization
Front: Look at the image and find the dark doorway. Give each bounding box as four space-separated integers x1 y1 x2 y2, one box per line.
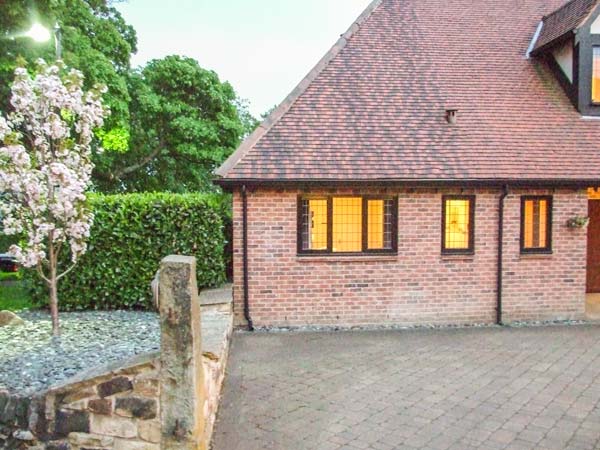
586 200 600 293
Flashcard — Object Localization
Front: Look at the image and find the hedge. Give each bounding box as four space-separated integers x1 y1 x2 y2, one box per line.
27 192 227 310
0 233 18 253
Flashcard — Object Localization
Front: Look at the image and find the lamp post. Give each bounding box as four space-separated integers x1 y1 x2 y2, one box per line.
25 22 62 60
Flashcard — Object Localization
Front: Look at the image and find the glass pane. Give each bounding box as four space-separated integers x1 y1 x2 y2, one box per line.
309 199 328 250
368 200 384 249
524 198 548 249
524 200 534 248
444 199 470 249
593 47 600 103
384 199 393 249
333 197 362 252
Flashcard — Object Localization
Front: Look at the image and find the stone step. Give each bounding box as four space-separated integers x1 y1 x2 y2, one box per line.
585 294 600 321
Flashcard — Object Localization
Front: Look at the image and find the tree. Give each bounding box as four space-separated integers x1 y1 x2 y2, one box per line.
95 56 251 192
0 60 107 335
0 0 136 153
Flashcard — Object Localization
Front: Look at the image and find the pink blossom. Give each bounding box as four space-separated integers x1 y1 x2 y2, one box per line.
0 60 107 268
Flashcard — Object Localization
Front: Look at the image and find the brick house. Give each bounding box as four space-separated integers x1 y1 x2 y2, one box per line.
215 0 600 329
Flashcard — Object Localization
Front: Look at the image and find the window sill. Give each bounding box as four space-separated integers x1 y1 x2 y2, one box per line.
519 252 553 260
440 253 475 261
296 254 398 263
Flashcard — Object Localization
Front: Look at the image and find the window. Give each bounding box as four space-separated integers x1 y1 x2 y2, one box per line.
298 196 397 254
521 196 552 253
442 195 475 254
593 47 600 103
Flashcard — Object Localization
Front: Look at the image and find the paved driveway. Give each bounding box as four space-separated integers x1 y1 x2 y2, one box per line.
212 325 600 450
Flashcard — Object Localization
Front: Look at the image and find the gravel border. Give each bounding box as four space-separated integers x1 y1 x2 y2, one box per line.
246 319 593 334
0 310 159 395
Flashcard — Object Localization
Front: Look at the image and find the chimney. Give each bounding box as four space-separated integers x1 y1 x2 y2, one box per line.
445 109 458 125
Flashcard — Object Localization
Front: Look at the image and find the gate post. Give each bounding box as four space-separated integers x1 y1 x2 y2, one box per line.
158 255 205 450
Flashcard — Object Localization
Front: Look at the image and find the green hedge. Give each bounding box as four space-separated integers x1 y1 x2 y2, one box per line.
27 192 227 310
0 233 18 253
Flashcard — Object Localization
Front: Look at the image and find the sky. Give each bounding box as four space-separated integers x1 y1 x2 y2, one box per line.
115 0 372 117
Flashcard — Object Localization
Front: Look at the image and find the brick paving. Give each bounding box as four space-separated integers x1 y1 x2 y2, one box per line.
212 325 600 450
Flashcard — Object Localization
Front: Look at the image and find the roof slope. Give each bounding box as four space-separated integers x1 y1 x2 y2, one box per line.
217 0 600 184
533 0 598 52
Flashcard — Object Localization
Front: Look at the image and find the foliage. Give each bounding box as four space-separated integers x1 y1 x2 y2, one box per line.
0 0 136 151
0 271 22 282
26 192 227 311
0 60 106 333
0 232 18 253
0 2 260 193
0 279 32 311
95 56 252 192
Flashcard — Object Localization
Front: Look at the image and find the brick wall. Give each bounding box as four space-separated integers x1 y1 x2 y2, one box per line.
502 190 588 322
232 188 588 328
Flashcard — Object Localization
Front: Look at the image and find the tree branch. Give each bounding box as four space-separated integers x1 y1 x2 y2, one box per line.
113 144 164 179
57 262 77 281
36 263 51 285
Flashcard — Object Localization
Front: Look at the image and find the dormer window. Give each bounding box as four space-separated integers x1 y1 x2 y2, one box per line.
529 0 600 115
593 47 600 103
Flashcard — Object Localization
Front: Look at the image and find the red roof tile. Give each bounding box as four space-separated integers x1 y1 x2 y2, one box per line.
216 0 600 185
532 0 598 52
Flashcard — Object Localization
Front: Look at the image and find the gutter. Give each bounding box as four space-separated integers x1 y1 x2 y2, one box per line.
214 177 598 192
241 185 254 331
497 185 509 325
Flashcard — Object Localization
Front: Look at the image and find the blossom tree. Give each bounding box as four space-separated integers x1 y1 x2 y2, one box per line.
0 60 107 335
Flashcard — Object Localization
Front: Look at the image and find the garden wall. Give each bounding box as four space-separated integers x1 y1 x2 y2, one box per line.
1 256 232 450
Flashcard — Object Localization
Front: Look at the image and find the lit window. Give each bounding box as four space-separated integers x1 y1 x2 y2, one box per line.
299 196 397 254
593 47 600 103
300 198 328 251
332 197 362 252
521 196 552 253
442 196 474 253
367 199 393 250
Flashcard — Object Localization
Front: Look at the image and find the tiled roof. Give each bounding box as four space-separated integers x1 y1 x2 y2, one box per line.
216 0 600 185
532 0 598 52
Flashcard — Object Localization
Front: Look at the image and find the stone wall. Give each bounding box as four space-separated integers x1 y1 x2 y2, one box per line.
1 256 232 450
0 353 160 450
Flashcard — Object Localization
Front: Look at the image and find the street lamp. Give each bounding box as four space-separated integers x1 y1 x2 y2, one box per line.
26 23 50 43
24 22 62 60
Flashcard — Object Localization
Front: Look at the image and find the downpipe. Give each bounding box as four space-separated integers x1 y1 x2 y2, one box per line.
242 185 254 331
497 185 509 325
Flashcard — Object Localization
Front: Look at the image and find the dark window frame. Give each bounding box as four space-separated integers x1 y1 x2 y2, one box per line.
520 195 553 254
297 194 398 256
441 195 476 255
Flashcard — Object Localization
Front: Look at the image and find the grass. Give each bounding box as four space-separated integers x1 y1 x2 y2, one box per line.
0 271 21 282
0 271 33 311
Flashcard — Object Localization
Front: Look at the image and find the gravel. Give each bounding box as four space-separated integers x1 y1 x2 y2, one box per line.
0 310 159 395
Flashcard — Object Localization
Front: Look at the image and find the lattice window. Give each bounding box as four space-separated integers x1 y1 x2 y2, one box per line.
300 198 328 251
521 196 552 253
298 196 397 254
367 199 394 250
333 197 362 252
442 196 474 253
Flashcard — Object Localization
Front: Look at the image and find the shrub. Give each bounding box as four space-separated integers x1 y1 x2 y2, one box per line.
0 233 17 253
27 192 227 310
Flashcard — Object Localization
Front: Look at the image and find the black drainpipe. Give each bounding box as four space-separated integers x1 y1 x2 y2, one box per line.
242 185 254 331
497 185 509 325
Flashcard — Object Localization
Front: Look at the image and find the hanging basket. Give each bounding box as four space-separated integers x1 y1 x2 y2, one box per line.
566 216 589 229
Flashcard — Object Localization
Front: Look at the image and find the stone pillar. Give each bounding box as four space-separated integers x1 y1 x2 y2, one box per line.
158 255 205 450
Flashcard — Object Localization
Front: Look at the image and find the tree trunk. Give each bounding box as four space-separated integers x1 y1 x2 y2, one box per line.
48 236 60 336
49 275 59 336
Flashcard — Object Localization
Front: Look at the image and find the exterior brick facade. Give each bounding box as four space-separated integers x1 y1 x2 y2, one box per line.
232 188 588 328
